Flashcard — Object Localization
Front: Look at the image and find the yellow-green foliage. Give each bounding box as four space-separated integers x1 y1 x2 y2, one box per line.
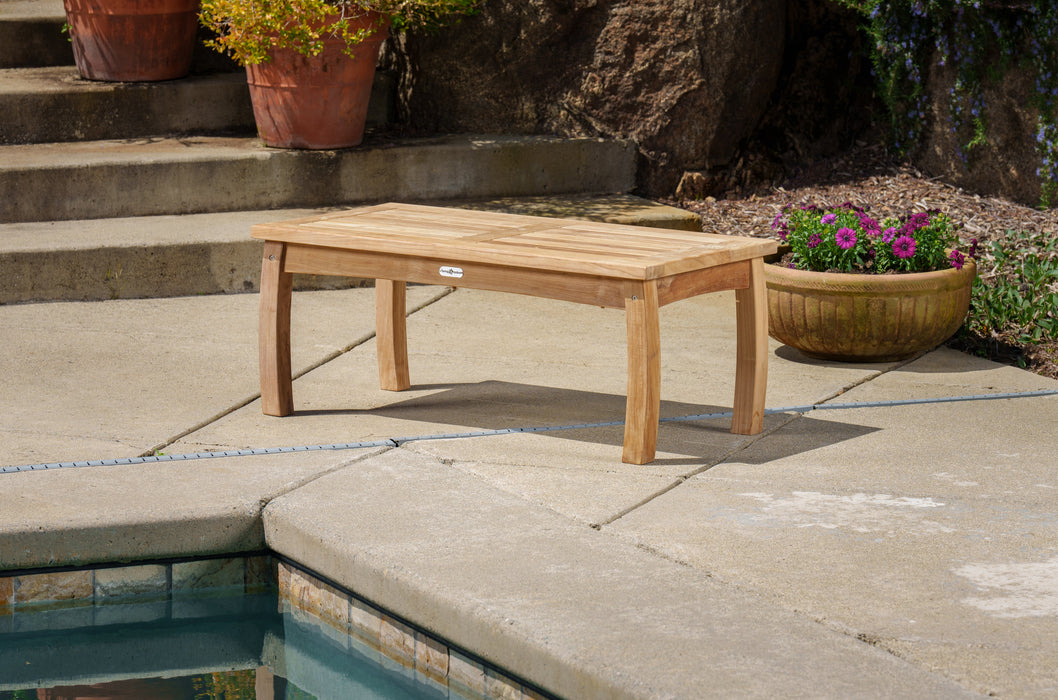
199 0 483 65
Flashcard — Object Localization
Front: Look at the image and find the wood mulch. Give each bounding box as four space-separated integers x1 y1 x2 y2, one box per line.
665 144 1058 378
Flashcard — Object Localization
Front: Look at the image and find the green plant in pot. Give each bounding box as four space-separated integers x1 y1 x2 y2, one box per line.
765 202 977 362
198 0 482 148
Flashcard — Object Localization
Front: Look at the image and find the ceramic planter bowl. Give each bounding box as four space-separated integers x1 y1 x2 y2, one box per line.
764 259 977 362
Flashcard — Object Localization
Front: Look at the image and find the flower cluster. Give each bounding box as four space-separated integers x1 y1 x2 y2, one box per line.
772 202 968 274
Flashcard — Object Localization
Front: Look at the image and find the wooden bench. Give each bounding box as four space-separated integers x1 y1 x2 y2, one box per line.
252 202 777 464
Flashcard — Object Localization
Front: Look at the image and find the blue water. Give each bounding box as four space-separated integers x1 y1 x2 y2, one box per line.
0 588 446 700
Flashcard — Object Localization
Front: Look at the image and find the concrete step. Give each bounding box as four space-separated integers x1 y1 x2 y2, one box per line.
0 66 397 144
0 196 701 303
0 1 664 307
0 0 70 68
0 134 637 224
0 0 237 72
0 67 255 144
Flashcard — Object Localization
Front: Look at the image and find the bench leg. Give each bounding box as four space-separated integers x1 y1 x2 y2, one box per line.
376 279 411 391
732 257 768 435
259 241 294 416
623 281 661 464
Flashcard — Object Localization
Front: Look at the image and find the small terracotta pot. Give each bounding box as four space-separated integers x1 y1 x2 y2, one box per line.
245 14 389 149
63 0 200 82
765 259 977 362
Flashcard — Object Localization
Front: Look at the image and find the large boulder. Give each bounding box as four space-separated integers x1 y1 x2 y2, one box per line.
398 0 787 195
917 58 1044 206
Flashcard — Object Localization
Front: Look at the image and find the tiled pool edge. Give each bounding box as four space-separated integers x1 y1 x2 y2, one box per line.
0 554 273 620
0 555 553 700
275 557 552 700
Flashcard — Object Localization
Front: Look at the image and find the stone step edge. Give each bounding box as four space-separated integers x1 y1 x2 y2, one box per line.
0 196 702 304
1 134 636 224
0 66 396 146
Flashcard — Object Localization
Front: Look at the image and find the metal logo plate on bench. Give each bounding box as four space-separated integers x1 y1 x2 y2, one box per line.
439 266 464 279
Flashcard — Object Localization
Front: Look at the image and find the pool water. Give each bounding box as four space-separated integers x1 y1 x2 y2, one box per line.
0 587 448 700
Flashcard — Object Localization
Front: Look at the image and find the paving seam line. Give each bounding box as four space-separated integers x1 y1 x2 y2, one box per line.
595 410 803 529
136 286 457 459
4 389 1055 474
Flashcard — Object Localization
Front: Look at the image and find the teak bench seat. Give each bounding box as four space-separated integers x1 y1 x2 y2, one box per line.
252 202 777 464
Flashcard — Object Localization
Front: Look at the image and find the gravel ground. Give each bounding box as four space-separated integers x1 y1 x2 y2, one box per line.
667 145 1058 378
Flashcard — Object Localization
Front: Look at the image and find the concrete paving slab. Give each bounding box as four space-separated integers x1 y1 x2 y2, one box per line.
166 287 886 525
2 276 1055 697
0 286 446 466
263 446 982 700
395 289 892 523
0 449 379 570
605 351 1058 698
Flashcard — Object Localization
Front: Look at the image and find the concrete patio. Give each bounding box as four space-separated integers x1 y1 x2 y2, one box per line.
1 284 1056 698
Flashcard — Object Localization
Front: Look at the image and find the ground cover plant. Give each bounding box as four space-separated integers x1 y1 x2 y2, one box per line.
674 145 1058 379
952 229 1058 374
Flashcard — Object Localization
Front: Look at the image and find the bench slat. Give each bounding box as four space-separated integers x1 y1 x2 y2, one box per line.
252 203 776 281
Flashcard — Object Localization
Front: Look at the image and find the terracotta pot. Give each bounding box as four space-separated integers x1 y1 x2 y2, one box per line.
245 14 389 149
765 259 977 362
63 0 200 82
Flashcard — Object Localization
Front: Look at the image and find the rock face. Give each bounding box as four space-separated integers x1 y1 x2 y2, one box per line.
396 0 1046 206
918 58 1044 205
400 0 787 195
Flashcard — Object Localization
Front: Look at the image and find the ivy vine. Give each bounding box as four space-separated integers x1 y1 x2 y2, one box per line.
834 0 1058 206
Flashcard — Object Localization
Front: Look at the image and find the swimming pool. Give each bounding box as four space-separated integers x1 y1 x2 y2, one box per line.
0 555 547 700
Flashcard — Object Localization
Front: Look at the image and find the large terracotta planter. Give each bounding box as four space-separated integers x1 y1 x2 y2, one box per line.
63 0 200 82
765 260 977 362
245 14 389 149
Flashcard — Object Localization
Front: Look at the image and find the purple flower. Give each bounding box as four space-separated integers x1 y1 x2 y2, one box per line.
908 212 930 230
807 233 822 248
882 227 897 243
949 249 966 270
858 215 881 235
969 238 979 258
821 213 837 225
836 227 857 249
893 235 917 259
